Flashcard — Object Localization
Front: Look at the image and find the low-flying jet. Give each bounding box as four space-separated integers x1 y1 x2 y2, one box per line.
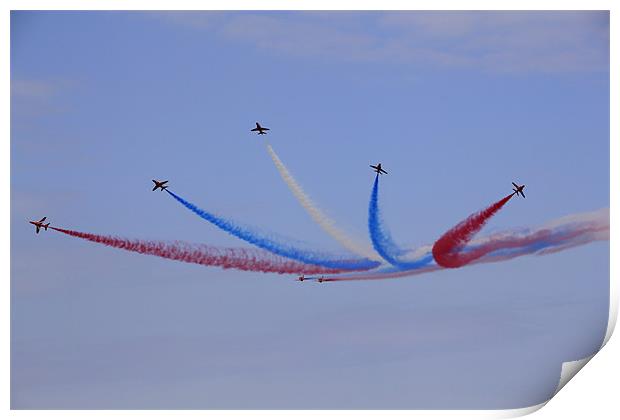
512 182 526 198
152 180 169 191
29 217 50 234
318 276 325 283
251 122 270 135
297 275 318 282
370 163 388 175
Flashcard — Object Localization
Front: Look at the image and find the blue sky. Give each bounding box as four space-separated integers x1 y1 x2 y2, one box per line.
11 11 609 409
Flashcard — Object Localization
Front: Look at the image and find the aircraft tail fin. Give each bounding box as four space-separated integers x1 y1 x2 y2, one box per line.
44 223 49 230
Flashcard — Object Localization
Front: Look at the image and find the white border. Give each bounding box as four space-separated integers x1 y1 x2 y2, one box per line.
4 1 616 418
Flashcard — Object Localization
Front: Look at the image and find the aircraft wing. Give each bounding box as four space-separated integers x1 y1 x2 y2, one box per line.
512 182 519 188
152 185 158 191
39 217 46 222
521 191 526 198
36 225 40 234
380 169 388 174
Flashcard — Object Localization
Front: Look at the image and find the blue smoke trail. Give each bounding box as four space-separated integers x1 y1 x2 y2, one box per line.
368 175 433 269
166 190 380 271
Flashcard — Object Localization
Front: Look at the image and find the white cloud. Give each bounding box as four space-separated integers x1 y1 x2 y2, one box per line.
220 14 379 60
145 11 223 29
378 11 609 73
11 79 56 98
154 11 609 74
11 79 71 119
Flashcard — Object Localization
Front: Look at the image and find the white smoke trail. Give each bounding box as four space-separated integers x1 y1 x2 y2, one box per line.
266 144 381 261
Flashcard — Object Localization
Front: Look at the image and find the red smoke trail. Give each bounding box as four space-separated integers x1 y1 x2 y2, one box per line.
478 224 609 262
323 229 599 282
51 227 343 275
322 210 609 282
432 194 515 268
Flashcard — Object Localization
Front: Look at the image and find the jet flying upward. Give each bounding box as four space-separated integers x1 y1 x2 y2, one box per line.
512 182 526 198
251 122 270 135
29 217 50 234
370 163 388 175
152 180 169 191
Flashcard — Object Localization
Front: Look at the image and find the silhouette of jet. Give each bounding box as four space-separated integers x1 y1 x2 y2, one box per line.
29 216 50 234
370 163 388 175
152 180 169 191
251 122 270 135
512 182 526 198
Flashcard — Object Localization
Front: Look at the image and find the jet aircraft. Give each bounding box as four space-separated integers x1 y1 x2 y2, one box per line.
29 217 50 234
370 163 388 175
251 122 270 135
152 180 169 191
512 182 526 198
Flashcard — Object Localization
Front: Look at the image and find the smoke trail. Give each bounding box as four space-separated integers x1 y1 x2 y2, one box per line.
325 208 608 281
432 193 514 268
481 211 609 260
51 227 343 275
166 190 380 271
48 207 608 282
368 174 432 269
266 144 380 260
